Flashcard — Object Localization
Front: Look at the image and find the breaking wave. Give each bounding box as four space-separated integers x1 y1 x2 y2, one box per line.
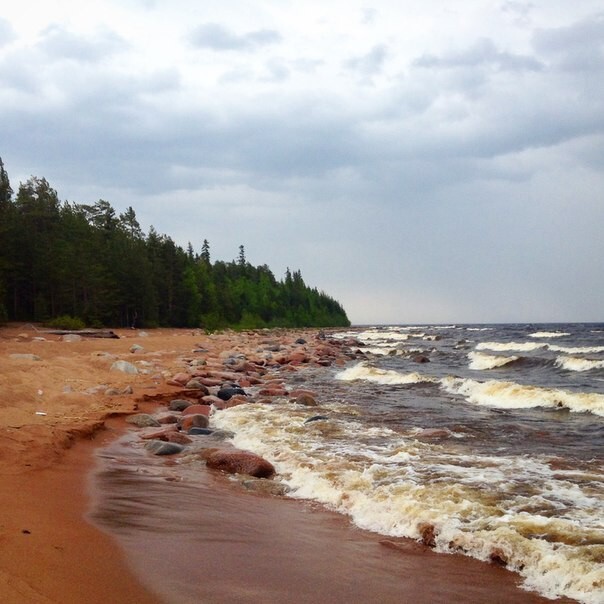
555 356 604 372
468 351 519 370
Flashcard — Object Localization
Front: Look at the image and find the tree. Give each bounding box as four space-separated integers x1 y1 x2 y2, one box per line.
201 239 211 264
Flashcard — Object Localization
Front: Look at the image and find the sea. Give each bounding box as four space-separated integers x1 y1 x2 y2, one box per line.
91 324 604 604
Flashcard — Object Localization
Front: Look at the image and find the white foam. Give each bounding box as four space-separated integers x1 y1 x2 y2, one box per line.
441 377 604 417
555 356 604 372
468 351 519 370
549 344 604 354
529 331 571 338
212 402 604 604
335 363 437 385
476 341 546 352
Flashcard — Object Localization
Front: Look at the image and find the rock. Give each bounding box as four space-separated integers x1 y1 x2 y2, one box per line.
217 386 246 401
293 393 318 407
304 415 329 424
169 399 193 412
130 344 144 353
157 413 179 425
418 523 437 547
181 404 211 417
62 334 82 342
295 338 307 345
126 414 161 428
202 449 276 478
170 372 191 386
489 548 508 567
239 478 289 496
165 432 193 445
110 360 139 374
140 426 178 440
411 354 430 364
145 440 185 455
9 353 41 361
188 427 215 436
416 428 451 439
184 379 209 394
178 414 210 431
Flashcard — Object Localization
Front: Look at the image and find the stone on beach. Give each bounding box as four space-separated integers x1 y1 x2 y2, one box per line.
181 404 211 417
217 386 246 401
179 414 210 431
169 399 193 412
110 360 139 374
202 448 276 478
145 440 185 455
126 414 161 428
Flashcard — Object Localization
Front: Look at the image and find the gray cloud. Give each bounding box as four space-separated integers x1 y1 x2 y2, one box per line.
188 23 281 51
345 44 388 77
413 38 543 72
533 13 604 72
37 24 129 63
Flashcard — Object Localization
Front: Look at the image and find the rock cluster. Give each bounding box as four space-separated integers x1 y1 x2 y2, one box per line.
124 330 360 487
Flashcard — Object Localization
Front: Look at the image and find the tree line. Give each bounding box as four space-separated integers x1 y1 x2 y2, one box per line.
0 158 350 330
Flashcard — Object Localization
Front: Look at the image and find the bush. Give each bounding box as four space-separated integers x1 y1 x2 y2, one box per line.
45 315 86 330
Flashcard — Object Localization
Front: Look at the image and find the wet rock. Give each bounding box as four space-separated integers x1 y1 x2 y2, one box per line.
140 426 178 440
157 413 179 424
110 360 139 374
165 431 193 445
179 414 210 431
239 478 289 496
411 354 430 364
295 338 307 345
182 404 211 417
293 393 318 407
489 548 508 567
145 440 185 455
126 413 161 428
217 386 246 401
201 395 225 407
202 448 276 478
188 427 215 435
416 428 452 439
169 399 193 412
418 523 437 548
304 415 329 424
130 344 144 353
170 372 191 386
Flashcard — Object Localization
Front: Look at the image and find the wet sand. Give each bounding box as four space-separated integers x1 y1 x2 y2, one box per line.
0 324 570 603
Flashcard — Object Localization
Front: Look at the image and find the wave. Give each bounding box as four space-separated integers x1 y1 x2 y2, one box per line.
529 331 571 338
476 341 546 352
555 356 604 372
336 363 437 385
213 403 604 604
468 351 519 370
441 377 604 417
477 341 604 355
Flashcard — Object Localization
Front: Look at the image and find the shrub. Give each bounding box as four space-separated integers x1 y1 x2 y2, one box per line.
45 315 86 330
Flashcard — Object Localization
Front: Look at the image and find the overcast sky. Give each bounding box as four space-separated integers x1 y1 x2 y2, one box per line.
1 1 603 324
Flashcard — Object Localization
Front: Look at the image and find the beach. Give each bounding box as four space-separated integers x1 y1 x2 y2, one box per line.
0 324 583 603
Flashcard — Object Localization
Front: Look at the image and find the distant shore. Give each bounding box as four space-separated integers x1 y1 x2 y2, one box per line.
0 324 561 603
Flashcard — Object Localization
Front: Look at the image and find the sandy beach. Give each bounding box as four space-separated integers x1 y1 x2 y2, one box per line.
0 324 563 603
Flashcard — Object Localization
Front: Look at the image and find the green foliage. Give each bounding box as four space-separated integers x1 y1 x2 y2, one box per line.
0 157 351 330
45 315 86 330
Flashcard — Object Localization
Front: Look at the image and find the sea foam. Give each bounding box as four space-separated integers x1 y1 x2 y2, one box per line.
468 351 519 370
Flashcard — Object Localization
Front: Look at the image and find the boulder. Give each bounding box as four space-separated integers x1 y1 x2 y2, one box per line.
184 379 210 394
188 427 215 436
170 372 191 386
169 399 193 412
179 414 210 431
202 449 276 478
217 386 246 401
293 393 318 407
181 404 211 417
110 360 139 374
145 440 185 455
130 344 144 353
126 414 161 428
165 431 193 445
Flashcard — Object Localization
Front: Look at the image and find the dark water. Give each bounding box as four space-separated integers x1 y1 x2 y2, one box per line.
91 324 603 603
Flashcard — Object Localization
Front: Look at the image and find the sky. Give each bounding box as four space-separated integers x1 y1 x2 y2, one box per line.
1 1 603 325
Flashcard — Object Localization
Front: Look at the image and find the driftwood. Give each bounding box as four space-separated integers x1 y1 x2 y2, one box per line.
45 329 120 339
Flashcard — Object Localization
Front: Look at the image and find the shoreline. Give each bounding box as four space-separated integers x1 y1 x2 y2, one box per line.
0 324 573 603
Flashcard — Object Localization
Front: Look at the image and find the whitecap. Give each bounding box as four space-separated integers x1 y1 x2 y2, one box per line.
529 331 571 338
468 351 519 370
555 356 604 372
335 362 436 385
476 341 545 352
441 377 604 417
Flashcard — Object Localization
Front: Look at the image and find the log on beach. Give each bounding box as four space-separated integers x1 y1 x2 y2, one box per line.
45 329 120 338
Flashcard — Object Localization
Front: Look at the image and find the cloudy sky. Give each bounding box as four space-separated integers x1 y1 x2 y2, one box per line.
1 1 603 324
